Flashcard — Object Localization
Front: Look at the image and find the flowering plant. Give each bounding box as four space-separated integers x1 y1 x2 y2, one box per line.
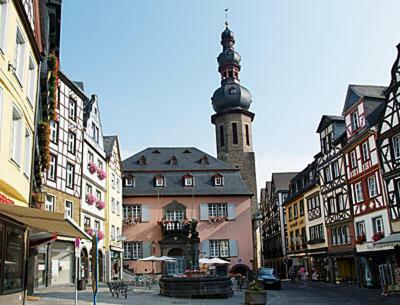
355 234 366 244
96 200 105 210
123 217 141 225
97 169 106 180
97 231 104 240
372 232 384 242
88 162 98 174
86 194 96 205
208 216 227 223
85 227 93 236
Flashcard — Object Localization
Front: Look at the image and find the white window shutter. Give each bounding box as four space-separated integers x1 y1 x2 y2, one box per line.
227 203 236 220
229 240 238 257
142 241 152 258
141 205 150 222
200 204 209 220
201 240 210 258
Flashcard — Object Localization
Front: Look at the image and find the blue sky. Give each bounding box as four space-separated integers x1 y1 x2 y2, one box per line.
61 0 400 192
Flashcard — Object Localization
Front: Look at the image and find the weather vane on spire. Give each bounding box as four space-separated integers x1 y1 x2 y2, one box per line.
225 8 229 26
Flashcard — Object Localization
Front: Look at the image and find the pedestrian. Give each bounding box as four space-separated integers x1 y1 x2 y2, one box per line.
289 265 296 283
299 266 306 281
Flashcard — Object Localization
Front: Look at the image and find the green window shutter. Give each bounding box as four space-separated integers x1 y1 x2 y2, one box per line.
142 205 150 222
200 204 209 220
227 203 236 220
201 240 210 258
229 240 238 257
142 241 152 258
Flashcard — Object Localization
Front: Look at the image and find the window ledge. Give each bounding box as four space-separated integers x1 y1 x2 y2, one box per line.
12 72 24 89
9 158 21 170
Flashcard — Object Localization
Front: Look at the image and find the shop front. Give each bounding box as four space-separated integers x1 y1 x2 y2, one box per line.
308 250 328 281
108 246 123 280
0 203 89 305
328 252 357 284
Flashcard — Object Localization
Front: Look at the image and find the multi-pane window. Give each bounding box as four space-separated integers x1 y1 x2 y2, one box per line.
214 176 223 186
14 27 26 82
368 175 378 197
336 193 345 211
65 201 73 218
111 174 115 189
96 190 101 201
155 176 164 187
293 203 298 218
124 242 143 259
88 151 94 164
324 166 332 182
288 206 293 220
350 150 357 168
328 197 336 215
166 210 184 221
392 134 400 159
45 194 55 212
307 195 320 210
111 198 115 213
91 123 99 143
373 217 384 234
50 120 58 143
84 216 90 228
116 227 120 240
123 205 142 219
3 225 24 292
69 98 76 120
356 221 365 237
86 183 92 195
94 220 100 232
27 56 36 104
67 132 76 154
111 225 115 240
355 182 364 203
351 111 359 131
331 225 350 245
309 224 324 242
362 142 370 161
299 200 304 216
23 129 32 176
210 240 229 258
208 203 227 217
332 161 340 178
184 176 193 186
0 0 8 51
116 201 120 216
11 106 23 165
125 176 134 187
66 163 74 188
116 178 120 192
48 154 57 181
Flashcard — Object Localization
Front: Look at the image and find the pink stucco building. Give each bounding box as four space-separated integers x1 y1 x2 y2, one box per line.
122 147 253 276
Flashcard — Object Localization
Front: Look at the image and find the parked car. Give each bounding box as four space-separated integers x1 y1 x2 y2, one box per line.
256 268 281 290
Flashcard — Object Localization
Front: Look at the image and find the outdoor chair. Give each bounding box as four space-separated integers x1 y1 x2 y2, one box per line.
115 281 128 299
106 281 118 298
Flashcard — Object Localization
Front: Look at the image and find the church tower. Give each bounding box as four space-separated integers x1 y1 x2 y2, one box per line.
211 23 258 216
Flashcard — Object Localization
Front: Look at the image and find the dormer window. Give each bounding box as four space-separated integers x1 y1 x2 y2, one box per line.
213 174 224 186
183 174 193 187
200 155 209 165
351 111 359 131
169 156 177 165
183 149 191 154
125 175 135 187
152 149 161 154
155 175 165 187
138 155 147 165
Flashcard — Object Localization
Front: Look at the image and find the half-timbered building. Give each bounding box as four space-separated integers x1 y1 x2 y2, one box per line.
316 115 357 284
342 84 392 287
262 172 297 278
80 94 107 281
377 44 400 270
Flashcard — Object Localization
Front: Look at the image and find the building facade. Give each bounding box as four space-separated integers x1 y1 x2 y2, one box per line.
341 85 393 287
104 135 123 281
122 147 254 276
210 23 259 268
0 0 40 208
316 115 357 284
262 172 297 278
80 94 107 281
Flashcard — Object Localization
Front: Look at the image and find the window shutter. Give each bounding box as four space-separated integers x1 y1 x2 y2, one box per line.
200 204 209 221
201 240 210 258
229 240 238 257
142 241 152 258
141 205 150 222
227 203 236 220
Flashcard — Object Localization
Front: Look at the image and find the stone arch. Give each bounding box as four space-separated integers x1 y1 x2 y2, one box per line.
230 263 252 279
80 247 89 280
163 200 187 218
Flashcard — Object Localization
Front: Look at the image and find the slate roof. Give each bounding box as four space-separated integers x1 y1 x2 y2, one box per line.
73 81 85 91
271 172 298 192
103 136 117 159
342 85 386 113
122 147 252 197
316 115 344 133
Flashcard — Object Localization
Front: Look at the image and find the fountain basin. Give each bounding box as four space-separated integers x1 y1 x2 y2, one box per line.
159 275 233 298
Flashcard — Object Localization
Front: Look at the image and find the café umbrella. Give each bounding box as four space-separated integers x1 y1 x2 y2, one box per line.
139 256 177 272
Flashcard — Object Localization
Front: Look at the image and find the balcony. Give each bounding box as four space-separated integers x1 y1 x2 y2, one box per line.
159 220 192 239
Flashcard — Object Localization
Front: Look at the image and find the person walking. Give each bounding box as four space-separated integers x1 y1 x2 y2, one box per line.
289 266 296 283
299 266 306 281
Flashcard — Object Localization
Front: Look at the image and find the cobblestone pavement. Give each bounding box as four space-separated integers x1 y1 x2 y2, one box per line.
26 281 400 305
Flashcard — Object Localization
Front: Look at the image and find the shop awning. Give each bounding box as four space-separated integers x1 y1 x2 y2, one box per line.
374 233 400 248
0 203 90 240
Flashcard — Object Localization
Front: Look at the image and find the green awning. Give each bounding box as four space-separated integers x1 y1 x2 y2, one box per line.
374 233 400 248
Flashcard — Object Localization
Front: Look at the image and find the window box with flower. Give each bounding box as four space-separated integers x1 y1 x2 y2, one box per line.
97 168 106 180
123 217 142 225
208 216 227 223
88 162 98 174
355 234 366 244
96 200 105 210
372 232 384 242
86 194 96 205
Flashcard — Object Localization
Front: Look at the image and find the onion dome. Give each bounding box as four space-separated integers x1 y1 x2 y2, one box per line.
211 23 252 114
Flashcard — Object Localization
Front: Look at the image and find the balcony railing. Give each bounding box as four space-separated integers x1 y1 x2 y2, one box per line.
158 220 193 239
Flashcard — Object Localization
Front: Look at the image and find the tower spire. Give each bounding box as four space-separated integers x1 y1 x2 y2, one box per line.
224 8 229 26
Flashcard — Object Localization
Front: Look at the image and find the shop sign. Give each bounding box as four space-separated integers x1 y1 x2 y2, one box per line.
0 193 14 205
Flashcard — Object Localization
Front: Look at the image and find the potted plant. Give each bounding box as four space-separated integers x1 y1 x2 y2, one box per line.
244 281 266 305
